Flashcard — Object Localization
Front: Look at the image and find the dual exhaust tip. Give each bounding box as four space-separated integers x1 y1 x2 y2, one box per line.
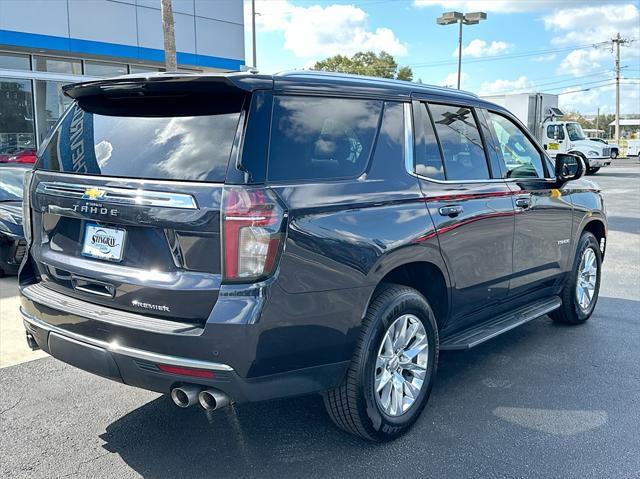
170 385 230 411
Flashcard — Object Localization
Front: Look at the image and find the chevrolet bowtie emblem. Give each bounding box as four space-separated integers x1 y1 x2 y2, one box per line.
82 188 107 200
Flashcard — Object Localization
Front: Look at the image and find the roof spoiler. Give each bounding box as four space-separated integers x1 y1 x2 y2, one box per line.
62 73 273 100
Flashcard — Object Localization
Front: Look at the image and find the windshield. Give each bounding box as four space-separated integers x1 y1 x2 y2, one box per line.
566 122 586 141
0 167 27 201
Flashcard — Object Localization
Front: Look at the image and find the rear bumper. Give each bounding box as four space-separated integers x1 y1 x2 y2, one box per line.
22 307 349 402
19 279 357 402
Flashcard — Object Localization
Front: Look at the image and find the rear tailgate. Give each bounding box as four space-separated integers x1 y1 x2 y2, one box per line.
25 75 250 324
30 172 223 323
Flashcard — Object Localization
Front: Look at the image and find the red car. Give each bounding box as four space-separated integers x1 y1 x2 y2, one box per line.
0 149 37 164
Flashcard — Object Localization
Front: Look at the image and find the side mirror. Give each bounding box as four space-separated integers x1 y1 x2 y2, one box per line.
555 153 585 182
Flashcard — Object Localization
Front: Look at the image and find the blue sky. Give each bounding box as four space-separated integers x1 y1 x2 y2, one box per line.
244 0 640 114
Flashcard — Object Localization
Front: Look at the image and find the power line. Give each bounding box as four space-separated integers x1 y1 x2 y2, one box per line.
409 42 610 69
542 78 619 92
555 83 616 96
525 70 615 89
551 79 639 96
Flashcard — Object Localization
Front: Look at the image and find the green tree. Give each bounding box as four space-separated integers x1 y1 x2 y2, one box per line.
562 111 593 129
313 51 413 81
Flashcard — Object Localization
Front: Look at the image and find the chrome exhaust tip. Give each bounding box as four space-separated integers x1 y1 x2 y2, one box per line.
25 332 39 351
170 385 201 408
198 389 231 411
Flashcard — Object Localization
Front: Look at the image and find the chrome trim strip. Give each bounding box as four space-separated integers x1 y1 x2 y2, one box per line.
36 182 198 210
403 102 415 176
21 283 201 335
21 308 235 372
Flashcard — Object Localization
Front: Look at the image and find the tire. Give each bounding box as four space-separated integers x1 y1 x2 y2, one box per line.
588 167 600 174
323 283 438 441
550 232 602 324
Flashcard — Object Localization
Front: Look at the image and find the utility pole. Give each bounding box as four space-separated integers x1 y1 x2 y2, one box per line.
251 0 257 68
595 106 599 135
161 0 177 71
457 20 463 89
612 33 630 143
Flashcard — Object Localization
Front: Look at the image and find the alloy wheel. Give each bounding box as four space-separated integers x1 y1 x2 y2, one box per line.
374 314 429 417
576 247 598 312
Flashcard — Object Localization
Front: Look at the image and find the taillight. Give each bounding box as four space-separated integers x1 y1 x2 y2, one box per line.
222 186 286 282
22 169 34 245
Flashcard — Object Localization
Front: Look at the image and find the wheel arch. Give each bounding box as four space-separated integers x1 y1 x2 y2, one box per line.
581 219 607 258
366 261 450 331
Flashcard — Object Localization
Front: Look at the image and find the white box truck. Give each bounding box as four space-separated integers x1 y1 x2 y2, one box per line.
481 93 612 174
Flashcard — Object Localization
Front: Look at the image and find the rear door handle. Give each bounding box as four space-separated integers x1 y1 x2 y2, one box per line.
515 197 531 209
439 205 463 217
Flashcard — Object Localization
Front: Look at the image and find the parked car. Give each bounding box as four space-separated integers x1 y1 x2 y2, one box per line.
19 72 606 441
590 138 619 158
0 149 37 164
0 164 29 276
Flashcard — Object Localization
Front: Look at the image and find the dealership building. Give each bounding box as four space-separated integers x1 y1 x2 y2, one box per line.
0 0 245 156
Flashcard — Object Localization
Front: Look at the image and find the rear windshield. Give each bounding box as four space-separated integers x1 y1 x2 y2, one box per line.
37 101 241 182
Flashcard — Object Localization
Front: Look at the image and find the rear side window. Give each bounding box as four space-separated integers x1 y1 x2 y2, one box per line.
429 104 490 181
414 103 445 180
38 101 242 182
268 96 382 181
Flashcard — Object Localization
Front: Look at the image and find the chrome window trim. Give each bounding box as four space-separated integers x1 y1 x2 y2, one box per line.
403 102 415 175
36 181 198 209
405 102 559 185
21 308 234 372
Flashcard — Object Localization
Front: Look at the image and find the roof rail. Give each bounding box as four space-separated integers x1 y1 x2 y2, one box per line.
276 70 479 98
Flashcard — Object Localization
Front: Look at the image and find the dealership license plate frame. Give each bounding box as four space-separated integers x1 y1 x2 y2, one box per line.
81 223 127 262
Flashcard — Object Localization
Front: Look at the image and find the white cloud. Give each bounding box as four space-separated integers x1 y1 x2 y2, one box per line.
413 0 602 13
477 76 533 95
562 48 611 76
543 4 640 45
541 4 639 81
454 39 511 57
558 82 639 115
440 72 469 88
558 87 602 112
246 0 407 58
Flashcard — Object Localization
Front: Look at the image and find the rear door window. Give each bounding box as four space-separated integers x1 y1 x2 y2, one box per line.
268 96 382 182
37 101 242 182
429 104 490 181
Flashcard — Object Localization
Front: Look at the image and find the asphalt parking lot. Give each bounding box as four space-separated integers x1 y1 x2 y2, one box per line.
1 159 639 479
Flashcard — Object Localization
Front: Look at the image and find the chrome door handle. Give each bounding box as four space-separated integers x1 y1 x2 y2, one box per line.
439 205 463 217
515 197 531 209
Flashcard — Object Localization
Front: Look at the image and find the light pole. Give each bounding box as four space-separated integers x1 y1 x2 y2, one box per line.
251 0 257 68
437 11 487 89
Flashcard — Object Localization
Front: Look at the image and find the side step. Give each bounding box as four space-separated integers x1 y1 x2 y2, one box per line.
440 296 562 350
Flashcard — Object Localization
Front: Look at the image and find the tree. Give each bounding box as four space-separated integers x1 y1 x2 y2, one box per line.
562 111 592 129
397 66 413 81
161 0 177 71
313 51 414 81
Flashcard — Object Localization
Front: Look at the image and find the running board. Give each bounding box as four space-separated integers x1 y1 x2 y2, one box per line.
440 296 562 350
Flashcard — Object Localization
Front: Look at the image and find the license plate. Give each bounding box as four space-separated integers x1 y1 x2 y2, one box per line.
82 223 126 262
548 143 559 150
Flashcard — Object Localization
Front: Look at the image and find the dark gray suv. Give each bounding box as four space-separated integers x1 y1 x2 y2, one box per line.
19 72 606 441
